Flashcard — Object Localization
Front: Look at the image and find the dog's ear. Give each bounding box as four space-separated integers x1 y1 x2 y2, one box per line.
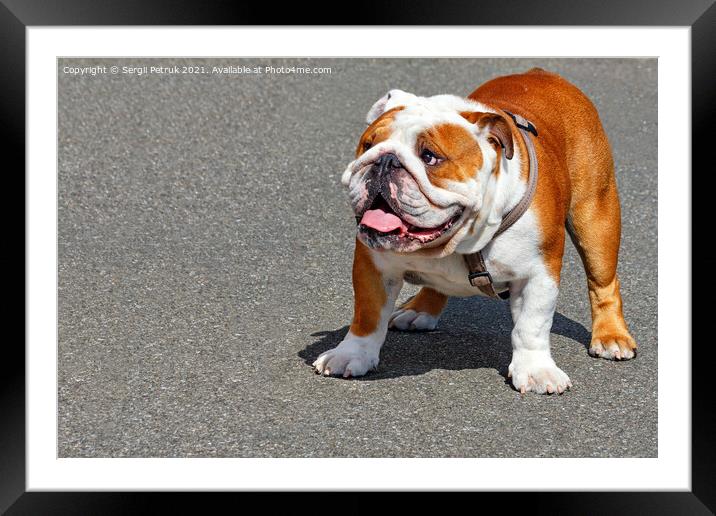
366 89 415 124
461 111 514 160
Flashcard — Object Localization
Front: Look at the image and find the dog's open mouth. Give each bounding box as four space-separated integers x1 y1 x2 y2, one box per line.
357 195 463 244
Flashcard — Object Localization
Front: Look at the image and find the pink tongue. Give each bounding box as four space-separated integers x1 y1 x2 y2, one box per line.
360 209 409 234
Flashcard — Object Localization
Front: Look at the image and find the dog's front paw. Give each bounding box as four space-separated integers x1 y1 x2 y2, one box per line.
389 308 439 331
508 351 572 395
313 341 379 378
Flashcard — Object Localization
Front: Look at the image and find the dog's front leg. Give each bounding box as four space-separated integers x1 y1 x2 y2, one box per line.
507 274 572 394
313 240 402 378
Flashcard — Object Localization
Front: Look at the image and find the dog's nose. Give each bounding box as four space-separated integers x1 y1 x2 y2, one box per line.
374 153 403 175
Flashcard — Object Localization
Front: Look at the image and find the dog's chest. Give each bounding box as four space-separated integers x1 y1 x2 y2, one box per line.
375 250 514 297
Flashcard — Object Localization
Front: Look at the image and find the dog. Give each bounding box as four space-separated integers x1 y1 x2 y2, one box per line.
313 68 636 394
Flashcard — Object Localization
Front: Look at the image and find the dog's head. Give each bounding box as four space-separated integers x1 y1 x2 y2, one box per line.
342 90 516 254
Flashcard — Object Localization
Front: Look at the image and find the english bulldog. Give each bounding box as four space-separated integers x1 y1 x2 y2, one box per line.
313 68 636 394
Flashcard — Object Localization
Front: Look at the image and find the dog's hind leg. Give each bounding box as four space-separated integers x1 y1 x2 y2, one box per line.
567 166 636 361
389 287 447 331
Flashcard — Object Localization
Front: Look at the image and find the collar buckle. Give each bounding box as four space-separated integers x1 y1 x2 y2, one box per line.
468 270 492 287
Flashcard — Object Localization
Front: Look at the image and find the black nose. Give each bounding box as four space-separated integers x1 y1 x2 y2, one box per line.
374 153 402 175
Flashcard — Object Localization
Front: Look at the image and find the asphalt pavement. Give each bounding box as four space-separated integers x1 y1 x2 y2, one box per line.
58 57 657 457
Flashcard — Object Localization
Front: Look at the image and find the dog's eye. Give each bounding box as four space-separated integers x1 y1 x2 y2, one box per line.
363 141 372 152
421 149 440 166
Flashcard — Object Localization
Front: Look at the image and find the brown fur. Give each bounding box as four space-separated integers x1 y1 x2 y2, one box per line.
400 287 448 316
419 123 484 187
350 238 386 337
356 106 404 157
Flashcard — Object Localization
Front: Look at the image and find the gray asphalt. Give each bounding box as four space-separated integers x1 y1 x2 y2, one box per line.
58 58 657 457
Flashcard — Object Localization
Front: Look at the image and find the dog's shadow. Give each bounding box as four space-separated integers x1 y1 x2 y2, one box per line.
298 297 591 381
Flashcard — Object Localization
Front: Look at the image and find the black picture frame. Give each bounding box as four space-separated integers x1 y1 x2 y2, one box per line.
4 0 714 513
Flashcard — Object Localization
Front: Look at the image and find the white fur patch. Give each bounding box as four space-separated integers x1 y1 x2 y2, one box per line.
389 308 439 331
365 89 419 124
508 349 572 394
313 335 381 378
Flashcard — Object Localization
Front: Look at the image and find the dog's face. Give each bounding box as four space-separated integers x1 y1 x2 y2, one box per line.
342 90 514 254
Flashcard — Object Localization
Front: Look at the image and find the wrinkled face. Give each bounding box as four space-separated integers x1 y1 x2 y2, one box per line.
342 90 514 253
